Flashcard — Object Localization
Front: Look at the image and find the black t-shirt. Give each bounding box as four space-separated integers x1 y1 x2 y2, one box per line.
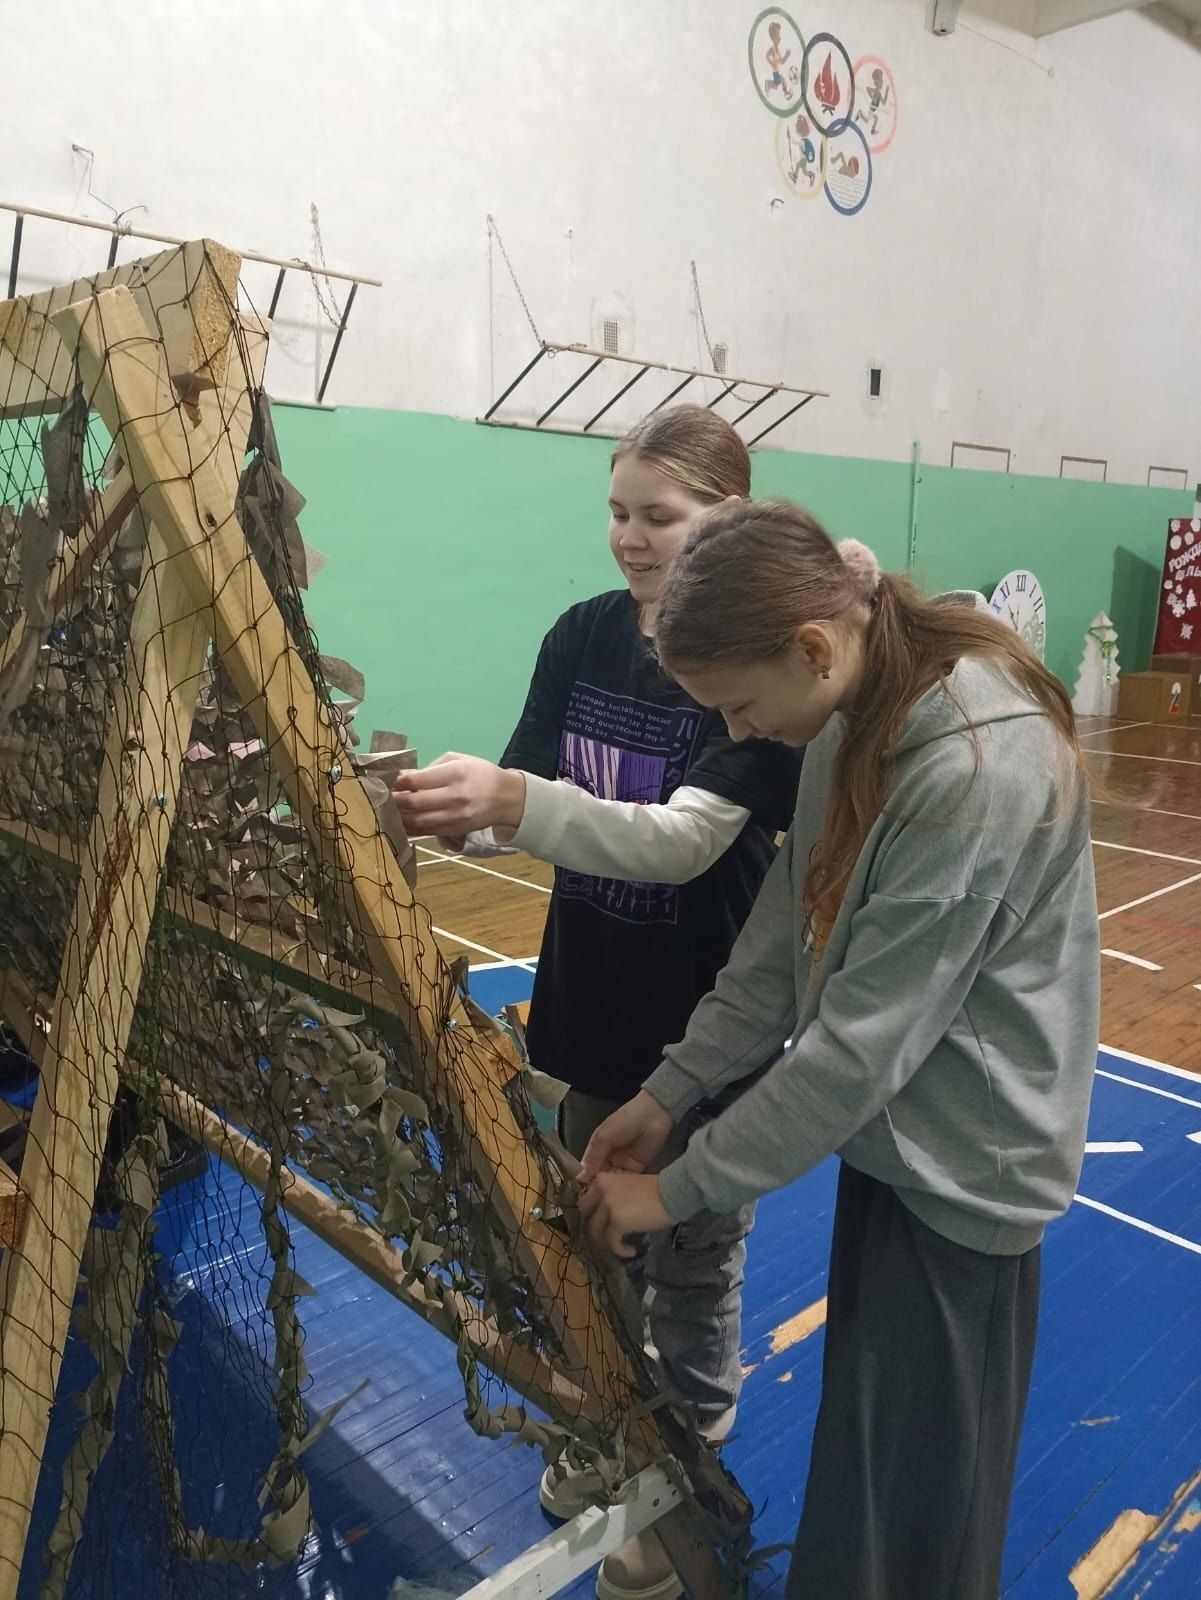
501 591 803 1102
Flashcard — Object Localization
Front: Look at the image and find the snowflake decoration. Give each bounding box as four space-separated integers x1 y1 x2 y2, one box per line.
1170 598 1187 618
1183 623 1194 641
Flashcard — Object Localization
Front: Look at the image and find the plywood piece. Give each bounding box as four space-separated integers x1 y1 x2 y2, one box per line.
0 238 240 415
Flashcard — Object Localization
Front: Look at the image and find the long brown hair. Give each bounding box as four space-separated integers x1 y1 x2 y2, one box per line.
655 499 1088 947
612 405 752 503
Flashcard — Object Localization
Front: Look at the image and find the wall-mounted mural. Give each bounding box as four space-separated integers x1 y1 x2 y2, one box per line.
749 8 898 218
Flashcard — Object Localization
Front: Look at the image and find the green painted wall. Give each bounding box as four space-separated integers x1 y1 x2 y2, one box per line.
275 407 1190 762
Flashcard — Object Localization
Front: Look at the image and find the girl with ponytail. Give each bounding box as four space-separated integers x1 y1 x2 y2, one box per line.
579 499 1099 1600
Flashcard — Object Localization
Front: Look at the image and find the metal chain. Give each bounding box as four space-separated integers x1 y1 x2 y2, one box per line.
486 215 542 345
690 260 757 402
308 203 345 331
690 259 719 373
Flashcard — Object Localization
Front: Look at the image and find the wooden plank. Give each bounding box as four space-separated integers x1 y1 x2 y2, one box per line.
0 239 240 415
0 277 251 1600
154 1080 593 1427
51 285 628 1379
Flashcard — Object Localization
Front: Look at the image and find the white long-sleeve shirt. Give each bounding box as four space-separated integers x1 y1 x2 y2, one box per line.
458 777 749 885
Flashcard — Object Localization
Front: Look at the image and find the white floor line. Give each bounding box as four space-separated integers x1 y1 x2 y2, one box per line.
464 956 540 973
1093 838 1201 867
1100 1044 1201 1084
1084 1141 1144 1154
1073 1193 1201 1257
1077 722 1153 741
1092 800 1201 823
431 926 538 973
1084 749 1201 768
1101 948 1163 972
417 844 553 895
1099 871 1201 921
1095 1068 1201 1113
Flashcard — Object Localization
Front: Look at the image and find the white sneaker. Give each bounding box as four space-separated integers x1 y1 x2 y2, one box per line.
596 1530 683 1600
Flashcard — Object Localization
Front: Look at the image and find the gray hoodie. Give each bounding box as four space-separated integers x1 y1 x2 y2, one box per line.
649 657 1100 1255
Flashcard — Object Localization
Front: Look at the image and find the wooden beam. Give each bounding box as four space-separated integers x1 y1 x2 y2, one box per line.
155 1080 593 1427
50 286 630 1392
0 239 240 416
0 963 592 1432
0 273 251 1600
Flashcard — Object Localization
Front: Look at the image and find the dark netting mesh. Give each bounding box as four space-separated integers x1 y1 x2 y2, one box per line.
0 242 752 1600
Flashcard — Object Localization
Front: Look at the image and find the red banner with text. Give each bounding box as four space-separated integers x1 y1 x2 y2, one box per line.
1154 517 1201 656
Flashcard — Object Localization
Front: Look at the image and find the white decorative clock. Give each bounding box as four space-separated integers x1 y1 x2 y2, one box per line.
989 569 1046 659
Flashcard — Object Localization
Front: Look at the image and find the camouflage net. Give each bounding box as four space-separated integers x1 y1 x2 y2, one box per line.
0 245 752 1600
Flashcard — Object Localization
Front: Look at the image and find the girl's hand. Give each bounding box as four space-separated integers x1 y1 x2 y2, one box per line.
392 754 526 837
579 1091 673 1180
579 1172 672 1258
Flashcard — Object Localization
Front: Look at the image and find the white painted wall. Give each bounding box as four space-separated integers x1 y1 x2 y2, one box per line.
5 0 1199 483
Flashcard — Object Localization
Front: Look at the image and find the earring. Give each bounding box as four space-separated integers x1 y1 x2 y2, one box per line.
820 668 831 681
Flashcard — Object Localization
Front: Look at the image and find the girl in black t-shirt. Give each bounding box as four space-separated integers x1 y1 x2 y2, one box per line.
394 407 800 1600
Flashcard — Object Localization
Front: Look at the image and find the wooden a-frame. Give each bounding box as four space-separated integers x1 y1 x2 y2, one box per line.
0 250 742 1600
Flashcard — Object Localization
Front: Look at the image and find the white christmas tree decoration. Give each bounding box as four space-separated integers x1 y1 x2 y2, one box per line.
1073 611 1121 718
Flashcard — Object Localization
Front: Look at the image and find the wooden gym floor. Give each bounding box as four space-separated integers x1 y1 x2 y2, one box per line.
13 714 1201 1598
